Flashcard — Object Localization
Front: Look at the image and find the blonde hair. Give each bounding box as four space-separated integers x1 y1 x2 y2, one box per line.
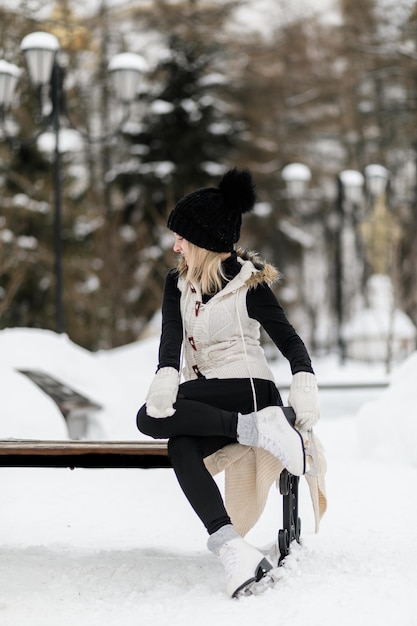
177 242 231 295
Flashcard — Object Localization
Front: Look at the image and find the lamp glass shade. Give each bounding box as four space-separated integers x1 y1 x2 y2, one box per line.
282 162 312 199
21 32 60 86
108 53 146 103
339 169 364 204
364 164 390 197
0 60 21 108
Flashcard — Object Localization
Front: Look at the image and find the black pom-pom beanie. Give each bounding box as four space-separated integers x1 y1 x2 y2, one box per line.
167 168 256 252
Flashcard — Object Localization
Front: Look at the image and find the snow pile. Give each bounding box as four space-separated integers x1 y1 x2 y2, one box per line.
356 350 417 465
0 327 158 440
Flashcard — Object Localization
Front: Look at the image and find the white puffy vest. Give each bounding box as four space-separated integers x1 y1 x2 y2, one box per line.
178 258 275 383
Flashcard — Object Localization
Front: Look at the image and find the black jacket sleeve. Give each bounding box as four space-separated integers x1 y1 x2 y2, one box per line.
246 283 314 375
157 270 183 371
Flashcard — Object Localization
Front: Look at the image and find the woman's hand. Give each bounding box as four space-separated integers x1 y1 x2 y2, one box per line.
288 372 320 431
146 367 179 418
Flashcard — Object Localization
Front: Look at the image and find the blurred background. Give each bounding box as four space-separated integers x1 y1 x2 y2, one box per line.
0 0 416 370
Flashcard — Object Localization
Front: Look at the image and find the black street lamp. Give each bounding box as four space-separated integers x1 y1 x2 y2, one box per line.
21 32 64 333
281 162 329 354
0 32 145 334
334 170 365 363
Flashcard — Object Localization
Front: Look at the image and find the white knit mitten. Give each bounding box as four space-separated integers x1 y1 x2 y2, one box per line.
146 367 179 418
288 372 320 431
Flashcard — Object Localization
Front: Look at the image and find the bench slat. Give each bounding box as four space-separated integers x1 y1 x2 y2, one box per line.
0 440 168 455
0 440 170 469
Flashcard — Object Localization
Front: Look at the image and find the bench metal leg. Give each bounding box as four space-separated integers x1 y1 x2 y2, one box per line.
277 469 301 565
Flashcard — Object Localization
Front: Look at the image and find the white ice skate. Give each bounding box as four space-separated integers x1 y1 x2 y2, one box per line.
208 525 278 598
238 406 305 476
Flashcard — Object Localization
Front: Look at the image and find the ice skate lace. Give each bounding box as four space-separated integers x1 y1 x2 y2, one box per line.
258 431 290 467
219 544 238 580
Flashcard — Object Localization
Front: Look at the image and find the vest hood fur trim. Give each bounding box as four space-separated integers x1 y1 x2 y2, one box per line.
235 248 280 289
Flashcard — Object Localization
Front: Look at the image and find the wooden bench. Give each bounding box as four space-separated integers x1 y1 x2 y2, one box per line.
0 439 171 469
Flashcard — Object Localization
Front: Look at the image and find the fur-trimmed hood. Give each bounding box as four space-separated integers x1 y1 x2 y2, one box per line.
235 247 281 288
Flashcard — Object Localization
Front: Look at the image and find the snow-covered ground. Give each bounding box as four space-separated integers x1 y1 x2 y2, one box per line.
0 327 416 625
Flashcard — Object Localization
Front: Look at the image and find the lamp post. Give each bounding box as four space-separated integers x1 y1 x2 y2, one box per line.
334 169 365 363
281 163 327 352
20 32 64 333
0 32 144 334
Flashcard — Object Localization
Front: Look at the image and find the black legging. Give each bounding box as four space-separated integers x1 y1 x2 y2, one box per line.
136 378 281 535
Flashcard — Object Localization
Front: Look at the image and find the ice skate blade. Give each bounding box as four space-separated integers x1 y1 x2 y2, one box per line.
231 557 273 599
235 572 279 598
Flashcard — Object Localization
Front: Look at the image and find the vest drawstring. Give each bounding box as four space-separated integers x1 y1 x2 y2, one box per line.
179 282 193 383
235 295 258 413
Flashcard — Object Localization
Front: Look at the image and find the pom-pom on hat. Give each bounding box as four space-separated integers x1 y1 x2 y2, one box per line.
167 168 256 252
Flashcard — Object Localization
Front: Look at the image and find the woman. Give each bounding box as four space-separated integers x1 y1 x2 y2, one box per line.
137 168 320 598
